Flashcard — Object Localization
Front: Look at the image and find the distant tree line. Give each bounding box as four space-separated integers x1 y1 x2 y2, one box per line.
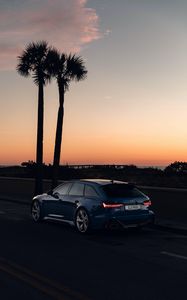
164 161 187 174
21 160 187 174
2 161 187 188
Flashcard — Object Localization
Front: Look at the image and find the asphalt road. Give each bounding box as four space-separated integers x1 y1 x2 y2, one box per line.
0 200 187 300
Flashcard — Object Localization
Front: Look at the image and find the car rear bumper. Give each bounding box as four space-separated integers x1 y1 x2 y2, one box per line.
106 215 155 230
91 211 155 230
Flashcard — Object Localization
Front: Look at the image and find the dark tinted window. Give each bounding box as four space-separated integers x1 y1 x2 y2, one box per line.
102 184 143 198
69 183 84 196
54 183 72 195
85 185 99 197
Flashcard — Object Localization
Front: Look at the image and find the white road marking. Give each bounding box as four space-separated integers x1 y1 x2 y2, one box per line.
161 251 187 261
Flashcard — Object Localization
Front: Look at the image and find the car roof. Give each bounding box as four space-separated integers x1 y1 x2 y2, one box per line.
79 179 130 186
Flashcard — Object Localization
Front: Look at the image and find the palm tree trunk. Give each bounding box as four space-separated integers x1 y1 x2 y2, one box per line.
34 81 44 195
52 84 64 189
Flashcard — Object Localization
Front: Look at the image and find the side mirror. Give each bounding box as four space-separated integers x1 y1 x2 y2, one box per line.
53 192 60 199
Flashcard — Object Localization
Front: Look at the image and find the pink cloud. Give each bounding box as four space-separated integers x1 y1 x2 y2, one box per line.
0 0 101 70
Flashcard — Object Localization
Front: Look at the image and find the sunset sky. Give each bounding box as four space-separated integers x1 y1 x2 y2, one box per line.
1 0 187 166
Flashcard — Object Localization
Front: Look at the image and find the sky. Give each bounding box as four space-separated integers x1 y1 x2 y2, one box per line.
1 0 187 166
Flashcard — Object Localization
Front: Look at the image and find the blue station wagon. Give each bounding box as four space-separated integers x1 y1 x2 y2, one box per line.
31 179 155 233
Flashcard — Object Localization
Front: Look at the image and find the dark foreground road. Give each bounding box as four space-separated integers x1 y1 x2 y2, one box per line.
0 200 187 300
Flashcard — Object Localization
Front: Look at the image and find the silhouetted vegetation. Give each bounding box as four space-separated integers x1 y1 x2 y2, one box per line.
17 41 51 195
47 49 87 188
17 41 87 194
164 161 187 174
14 42 187 191
1 161 187 188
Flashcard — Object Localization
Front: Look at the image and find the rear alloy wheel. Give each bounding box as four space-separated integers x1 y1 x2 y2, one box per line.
75 208 90 234
31 200 42 222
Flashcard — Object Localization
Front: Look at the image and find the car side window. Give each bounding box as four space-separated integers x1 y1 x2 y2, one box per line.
85 185 99 197
68 183 84 196
53 183 72 195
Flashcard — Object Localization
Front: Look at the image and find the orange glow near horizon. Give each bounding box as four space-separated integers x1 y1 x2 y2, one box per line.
2 128 187 166
1 86 187 167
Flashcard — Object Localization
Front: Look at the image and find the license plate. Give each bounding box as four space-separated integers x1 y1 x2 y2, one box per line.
125 204 141 210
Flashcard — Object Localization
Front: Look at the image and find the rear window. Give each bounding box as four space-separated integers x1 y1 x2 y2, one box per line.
102 184 143 198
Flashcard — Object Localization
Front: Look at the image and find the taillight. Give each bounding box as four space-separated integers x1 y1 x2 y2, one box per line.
144 200 152 207
102 203 123 208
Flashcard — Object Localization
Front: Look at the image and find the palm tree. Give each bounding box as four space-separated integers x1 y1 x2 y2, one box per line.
47 49 87 188
17 41 51 195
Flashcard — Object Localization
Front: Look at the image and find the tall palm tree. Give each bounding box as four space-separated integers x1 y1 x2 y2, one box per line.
47 49 87 188
17 41 51 195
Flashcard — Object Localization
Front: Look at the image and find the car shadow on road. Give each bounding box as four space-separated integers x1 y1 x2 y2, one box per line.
41 219 154 245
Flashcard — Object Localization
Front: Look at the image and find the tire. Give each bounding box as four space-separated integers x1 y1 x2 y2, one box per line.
31 200 43 222
75 208 91 234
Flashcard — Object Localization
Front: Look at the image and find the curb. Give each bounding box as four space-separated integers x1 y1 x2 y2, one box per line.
153 222 187 235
